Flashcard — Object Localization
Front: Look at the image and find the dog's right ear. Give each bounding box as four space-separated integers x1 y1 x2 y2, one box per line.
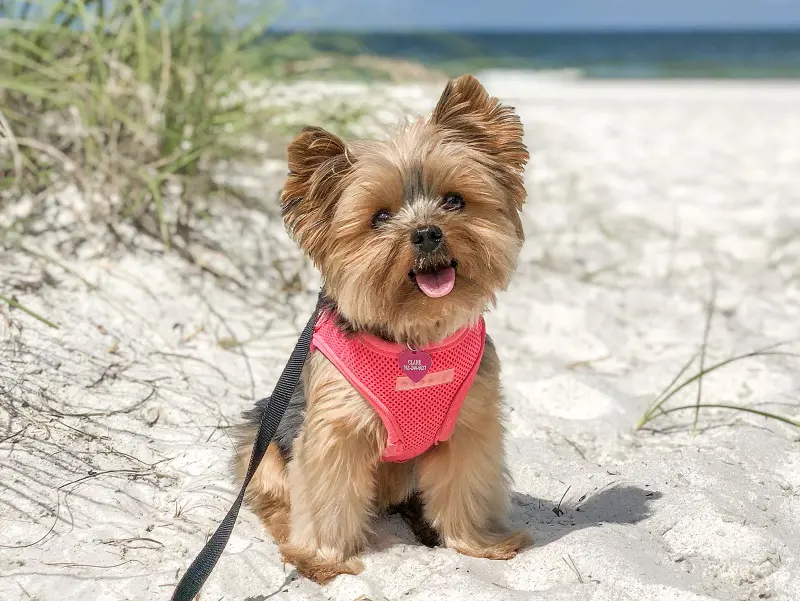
281 126 353 264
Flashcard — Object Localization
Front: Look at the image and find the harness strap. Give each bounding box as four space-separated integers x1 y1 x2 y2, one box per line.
170 294 322 601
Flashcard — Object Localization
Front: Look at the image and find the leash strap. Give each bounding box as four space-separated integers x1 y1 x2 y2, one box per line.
170 295 321 601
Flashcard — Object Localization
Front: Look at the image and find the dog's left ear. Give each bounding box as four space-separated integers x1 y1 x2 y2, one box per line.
430 75 528 210
281 126 354 265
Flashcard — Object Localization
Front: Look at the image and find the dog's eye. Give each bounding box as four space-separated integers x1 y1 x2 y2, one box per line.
442 193 465 211
372 209 391 227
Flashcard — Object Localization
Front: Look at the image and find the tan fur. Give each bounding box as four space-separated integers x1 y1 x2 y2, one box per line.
281 75 528 348
375 460 417 510
429 75 529 214
418 342 530 559
234 441 291 544
234 74 531 584
279 354 386 582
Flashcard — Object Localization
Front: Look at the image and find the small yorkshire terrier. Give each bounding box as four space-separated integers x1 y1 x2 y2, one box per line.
234 74 530 583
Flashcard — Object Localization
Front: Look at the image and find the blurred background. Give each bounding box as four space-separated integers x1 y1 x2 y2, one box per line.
1 1 798 239
273 0 800 79
2 0 797 229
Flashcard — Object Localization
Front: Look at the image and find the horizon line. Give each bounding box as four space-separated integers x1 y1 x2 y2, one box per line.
267 25 800 34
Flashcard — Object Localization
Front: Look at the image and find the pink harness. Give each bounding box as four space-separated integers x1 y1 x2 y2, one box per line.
310 311 486 462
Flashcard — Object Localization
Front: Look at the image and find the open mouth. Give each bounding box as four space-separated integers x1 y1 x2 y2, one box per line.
409 259 458 298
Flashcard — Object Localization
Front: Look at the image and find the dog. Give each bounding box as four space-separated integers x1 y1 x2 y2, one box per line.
234 74 530 584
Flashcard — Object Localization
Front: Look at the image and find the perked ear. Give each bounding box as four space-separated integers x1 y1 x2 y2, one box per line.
430 74 529 209
281 126 353 264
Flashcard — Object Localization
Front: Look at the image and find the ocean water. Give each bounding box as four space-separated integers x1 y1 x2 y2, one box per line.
270 30 800 79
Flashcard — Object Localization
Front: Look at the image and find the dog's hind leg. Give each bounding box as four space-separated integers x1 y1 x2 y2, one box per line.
234 436 292 545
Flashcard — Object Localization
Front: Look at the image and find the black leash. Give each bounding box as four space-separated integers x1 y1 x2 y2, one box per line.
170 294 322 601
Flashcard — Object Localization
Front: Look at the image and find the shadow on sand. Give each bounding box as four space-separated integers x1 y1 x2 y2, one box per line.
370 483 662 550
243 484 662 599
511 484 663 547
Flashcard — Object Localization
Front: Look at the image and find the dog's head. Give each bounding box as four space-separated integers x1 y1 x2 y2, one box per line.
281 75 528 344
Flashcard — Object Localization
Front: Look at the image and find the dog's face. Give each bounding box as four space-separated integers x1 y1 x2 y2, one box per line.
281 75 529 344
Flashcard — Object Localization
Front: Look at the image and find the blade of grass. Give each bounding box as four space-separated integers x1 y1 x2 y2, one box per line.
645 403 799 430
0 47 74 81
637 342 800 430
72 0 110 84
694 279 717 434
130 0 150 84
14 136 89 191
144 176 169 247
3 30 59 63
0 294 59 328
0 107 24 185
638 351 698 427
153 4 172 112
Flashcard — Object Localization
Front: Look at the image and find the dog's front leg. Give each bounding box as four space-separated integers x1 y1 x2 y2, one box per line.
418 346 531 560
279 356 384 584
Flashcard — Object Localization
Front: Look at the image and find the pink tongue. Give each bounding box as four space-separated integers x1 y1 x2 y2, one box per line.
415 267 456 298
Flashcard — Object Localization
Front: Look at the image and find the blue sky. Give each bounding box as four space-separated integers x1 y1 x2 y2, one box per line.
275 0 800 30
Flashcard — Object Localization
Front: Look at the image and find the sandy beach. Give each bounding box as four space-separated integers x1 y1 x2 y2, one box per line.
2 75 800 601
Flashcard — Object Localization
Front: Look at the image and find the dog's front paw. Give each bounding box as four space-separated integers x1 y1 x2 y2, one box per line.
279 544 364 584
450 528 532 561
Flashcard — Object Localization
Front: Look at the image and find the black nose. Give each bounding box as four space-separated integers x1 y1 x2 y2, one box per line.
411 225 443 253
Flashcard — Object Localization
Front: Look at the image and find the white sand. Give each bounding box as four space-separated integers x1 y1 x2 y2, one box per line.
2 76 800 601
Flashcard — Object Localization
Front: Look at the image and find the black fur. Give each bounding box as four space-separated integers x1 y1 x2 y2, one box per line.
388 493 441 548
403 166 425 203
242 381 307 461
318 294 358 335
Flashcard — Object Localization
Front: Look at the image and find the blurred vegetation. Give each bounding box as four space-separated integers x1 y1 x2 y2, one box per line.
1 0 270 244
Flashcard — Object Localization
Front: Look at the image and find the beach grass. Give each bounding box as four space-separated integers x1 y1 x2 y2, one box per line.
636 291 800 432
0 292 59 328
0 0 372 248
637 343 800 431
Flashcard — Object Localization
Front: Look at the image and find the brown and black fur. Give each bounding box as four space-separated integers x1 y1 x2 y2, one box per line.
234 74 531 584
